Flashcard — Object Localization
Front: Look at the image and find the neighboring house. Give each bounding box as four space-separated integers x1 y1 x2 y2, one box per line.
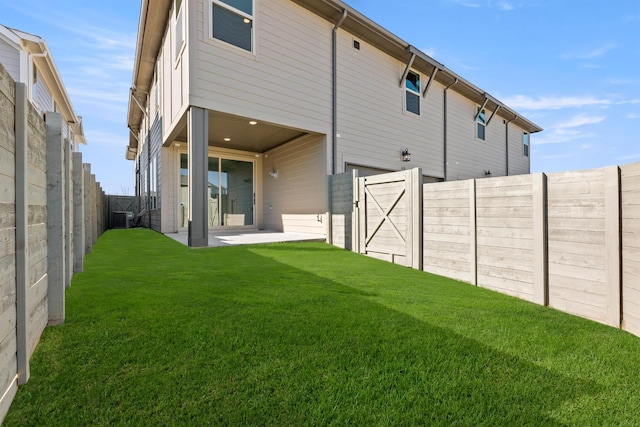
126 0 542 246
0 24 85 150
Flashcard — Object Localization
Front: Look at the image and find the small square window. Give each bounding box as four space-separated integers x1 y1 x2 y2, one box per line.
353 40 360 50
212 0 254 52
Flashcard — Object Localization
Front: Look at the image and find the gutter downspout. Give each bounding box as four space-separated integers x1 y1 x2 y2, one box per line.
332 9 347 176
328 9 347 246
130 88 151 227
505 115 517 176
443 78 458 181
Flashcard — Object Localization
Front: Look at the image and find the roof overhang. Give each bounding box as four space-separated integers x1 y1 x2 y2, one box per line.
127 0 172 156
2 24 87 144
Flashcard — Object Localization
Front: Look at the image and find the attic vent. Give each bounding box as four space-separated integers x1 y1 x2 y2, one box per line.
353 40 360 50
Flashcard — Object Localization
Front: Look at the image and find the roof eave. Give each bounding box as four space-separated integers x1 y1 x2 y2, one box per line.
291 0 543 133
127 0 172 155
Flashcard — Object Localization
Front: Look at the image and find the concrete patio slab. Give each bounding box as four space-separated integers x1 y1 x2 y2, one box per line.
165 230 326 247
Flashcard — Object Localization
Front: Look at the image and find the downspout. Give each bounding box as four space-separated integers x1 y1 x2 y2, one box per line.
130 88 150 227
328 9 347 245
332 9 347 176
443 78 458 181
505 115 517 176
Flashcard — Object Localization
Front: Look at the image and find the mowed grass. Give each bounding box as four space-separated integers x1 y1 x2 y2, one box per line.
5 229 640 426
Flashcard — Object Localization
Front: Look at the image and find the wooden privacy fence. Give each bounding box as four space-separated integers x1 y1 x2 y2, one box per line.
0 66 109 422
351 163 640 338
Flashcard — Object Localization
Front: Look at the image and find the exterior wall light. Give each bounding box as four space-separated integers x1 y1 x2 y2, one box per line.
269 169 278 178
401 148 411 162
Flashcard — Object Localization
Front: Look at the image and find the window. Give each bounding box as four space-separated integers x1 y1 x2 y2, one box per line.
405 70 420 115
523 132 530 157
149 155 158 210
476 108 486 140
175 0 185 60
32 64 38 101
212 0 254 52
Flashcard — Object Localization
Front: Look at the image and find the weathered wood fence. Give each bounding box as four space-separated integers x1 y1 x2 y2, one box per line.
0 66 109 421
344 163 640 338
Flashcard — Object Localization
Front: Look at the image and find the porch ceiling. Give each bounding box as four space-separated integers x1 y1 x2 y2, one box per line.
173 111 310 153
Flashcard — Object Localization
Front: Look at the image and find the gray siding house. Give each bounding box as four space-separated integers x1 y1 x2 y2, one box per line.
126 0 542 246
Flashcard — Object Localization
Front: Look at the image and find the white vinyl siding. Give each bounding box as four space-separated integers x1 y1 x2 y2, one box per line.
447 91 507 180
508 122 530 176
335 32 444 178
192 0 332 135
33 67 54 114
0 38 20 81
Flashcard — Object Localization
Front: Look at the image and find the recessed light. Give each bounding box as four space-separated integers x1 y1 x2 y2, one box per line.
249 120 257 125
224 137 231 142
243 18 250 24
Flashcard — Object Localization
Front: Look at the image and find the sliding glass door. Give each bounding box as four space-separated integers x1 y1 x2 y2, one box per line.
179 154 255 228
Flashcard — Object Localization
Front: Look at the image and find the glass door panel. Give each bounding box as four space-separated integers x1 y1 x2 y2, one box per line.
179 154 188 228
208 157 220 227
221 159 254 226
179 154 254 228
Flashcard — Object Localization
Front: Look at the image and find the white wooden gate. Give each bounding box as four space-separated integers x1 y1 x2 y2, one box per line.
353 168 422 269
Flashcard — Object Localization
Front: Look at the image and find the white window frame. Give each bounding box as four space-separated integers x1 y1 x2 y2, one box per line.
210 0 255 54
523 131 530 157
405 70 421 116
476 107 486 141
174 0 185 61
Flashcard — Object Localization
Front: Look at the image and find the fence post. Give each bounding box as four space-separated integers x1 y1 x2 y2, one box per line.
469 179 477 286
351 169 360 253
64 136 72 288
73 153 84 273
605 166 621 327
533 173 548 306
411 168 423 270
83 164 92 254
45 112 66 325
91 174 97 245
14 82 29 384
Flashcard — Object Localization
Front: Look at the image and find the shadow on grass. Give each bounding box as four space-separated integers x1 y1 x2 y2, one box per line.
6 230 600 426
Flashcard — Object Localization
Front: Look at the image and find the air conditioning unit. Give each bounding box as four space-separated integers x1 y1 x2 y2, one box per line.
112 211 135 229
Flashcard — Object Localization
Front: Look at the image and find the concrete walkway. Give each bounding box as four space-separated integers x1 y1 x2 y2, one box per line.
165 230 326 247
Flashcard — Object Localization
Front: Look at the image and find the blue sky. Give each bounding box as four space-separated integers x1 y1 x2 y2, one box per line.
1 0 639 194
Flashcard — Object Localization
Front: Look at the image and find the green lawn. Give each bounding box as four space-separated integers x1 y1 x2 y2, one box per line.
5 229 640 426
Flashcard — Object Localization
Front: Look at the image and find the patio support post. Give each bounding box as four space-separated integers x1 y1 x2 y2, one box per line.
188 107 208 247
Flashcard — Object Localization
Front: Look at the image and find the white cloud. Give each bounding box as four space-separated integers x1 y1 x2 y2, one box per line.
450 0 481 7
627 113 640 119
538 153 576 160
533 114 605 145
560 43 617 60
555 114 606 129
616 153 640 162
449 0 516 9
606 78 640 85
501 95 612 110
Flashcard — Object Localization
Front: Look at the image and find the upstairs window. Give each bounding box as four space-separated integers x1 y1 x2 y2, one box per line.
212 0 254 52
175 0 185 60
523 132 530 157
476 108 486 140
405 71 420 115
